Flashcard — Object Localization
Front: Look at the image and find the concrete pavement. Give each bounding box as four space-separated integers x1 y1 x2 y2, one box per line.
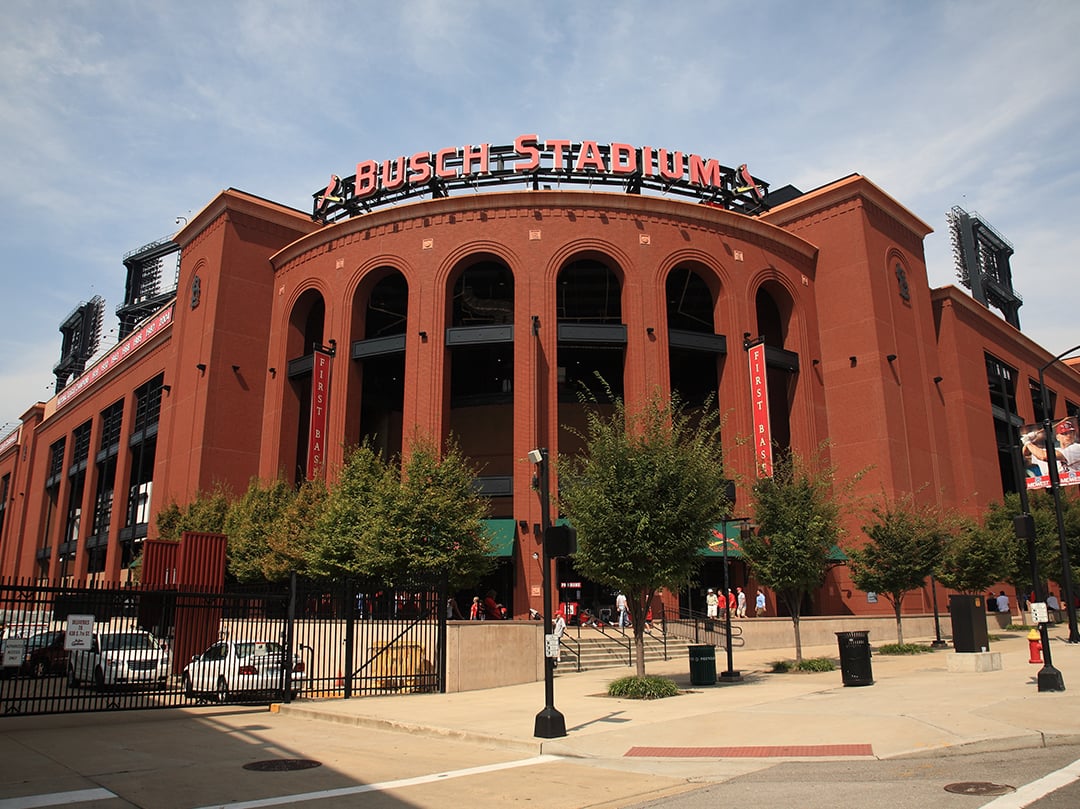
275 624 1080 763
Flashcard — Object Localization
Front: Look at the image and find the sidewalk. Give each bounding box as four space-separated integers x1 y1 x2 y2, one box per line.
276 626 1080 762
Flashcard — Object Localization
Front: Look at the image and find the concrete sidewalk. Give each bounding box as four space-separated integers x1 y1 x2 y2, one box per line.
276 626 1080 762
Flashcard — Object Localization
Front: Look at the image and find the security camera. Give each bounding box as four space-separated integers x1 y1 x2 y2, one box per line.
527 449 544 464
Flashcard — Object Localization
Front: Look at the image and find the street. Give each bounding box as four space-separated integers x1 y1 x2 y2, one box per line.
1 706 1078 809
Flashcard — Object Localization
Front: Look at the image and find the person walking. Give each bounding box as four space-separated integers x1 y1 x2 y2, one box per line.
755 588 767 617
616 592 629 628
552 612 566 666
705 588 719 619
736 587 747 618
726 588 737 619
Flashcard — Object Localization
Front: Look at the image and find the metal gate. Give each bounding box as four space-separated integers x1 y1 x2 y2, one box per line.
0 575 445 717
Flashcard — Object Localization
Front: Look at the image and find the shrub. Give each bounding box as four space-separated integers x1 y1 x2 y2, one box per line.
876 643 933 655
795 657 835 672
607 675 680 699
769 659 793 673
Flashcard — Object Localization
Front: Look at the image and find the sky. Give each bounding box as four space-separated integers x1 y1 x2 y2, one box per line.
1 0 1078 434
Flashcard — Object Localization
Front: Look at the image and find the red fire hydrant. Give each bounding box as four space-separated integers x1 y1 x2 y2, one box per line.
1028 628 1042 664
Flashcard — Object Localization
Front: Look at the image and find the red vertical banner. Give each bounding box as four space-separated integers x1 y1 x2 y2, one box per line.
748 342 773 477
307 348 332 480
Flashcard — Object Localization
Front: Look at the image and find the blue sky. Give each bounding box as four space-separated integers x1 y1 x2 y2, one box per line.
2 1 1078 431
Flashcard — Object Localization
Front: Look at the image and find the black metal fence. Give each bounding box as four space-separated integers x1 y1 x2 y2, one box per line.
0 575 445 717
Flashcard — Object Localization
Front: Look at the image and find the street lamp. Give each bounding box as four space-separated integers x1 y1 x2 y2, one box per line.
999 363 1065 691
1037 345 1080 644
530 447 566 739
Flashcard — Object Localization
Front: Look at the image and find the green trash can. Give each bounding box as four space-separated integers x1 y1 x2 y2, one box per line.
688 645 716 685
836 631 873 686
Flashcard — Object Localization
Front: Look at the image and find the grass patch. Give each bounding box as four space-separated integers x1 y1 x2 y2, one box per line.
769 656 836 673
876 643 934 655
607 675 681 699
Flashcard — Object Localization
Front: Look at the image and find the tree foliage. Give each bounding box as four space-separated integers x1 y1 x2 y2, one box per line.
224 478 326 582
155 482 232 541
847 493 956 644
558 386 731 677
309 438 494 589
743 448 855 663
934 518 1009 595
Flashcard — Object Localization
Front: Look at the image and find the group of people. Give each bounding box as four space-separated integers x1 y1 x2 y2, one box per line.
445 590 508 620
706 586 767 618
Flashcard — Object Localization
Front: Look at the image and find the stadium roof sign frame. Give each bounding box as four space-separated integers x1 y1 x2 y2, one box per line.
311 134 770 223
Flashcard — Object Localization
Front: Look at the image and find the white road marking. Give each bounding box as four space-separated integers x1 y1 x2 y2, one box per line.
980 755 1080 808
0 788 116 809
191 754 562 809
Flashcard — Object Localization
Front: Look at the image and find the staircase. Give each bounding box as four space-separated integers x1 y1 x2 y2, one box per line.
556 628 696 673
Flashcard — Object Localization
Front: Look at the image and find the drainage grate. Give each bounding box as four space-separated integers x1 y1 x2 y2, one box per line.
243 759 323 772
944 782 1015 796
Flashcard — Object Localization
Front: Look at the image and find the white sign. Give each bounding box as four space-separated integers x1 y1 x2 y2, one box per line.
2 637 26 668
1030 602 1049 625
544 634 559 658
65 615 95 650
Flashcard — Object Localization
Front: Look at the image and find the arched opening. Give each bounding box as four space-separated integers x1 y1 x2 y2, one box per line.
350 270 408 464
284 290 326 486
666 265 724 409
754 283 797 459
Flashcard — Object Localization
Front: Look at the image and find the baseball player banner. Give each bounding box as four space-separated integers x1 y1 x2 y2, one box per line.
1020 416 1080 489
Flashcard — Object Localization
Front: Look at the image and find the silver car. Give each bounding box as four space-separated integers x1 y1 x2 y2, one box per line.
182 640 304 702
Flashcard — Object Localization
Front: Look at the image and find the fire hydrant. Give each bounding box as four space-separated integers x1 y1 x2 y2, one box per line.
1028 628 1042 664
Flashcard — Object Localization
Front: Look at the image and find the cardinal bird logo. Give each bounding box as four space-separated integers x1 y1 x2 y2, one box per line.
316 174 345 212
734 164 765 202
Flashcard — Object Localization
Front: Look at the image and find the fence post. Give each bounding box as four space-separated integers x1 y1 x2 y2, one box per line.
437 572 448 694
283 572 297 704
344 579 355 699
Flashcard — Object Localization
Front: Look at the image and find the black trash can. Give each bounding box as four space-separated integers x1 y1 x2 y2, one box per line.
688 645 717 685
835 631 873 686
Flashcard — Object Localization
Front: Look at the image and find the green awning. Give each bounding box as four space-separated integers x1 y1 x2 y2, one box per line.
701 523 847 562
482 519 516 557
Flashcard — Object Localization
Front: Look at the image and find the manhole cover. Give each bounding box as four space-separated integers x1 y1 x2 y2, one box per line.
944 781 1015 796
243 759 322 772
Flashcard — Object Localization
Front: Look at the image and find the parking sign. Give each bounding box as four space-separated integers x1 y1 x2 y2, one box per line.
65 615 95 650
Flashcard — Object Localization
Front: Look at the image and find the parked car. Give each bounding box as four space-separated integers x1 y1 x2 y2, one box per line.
23 631 67 678
182 640 304 702
1 624 55 679
68 630 170 690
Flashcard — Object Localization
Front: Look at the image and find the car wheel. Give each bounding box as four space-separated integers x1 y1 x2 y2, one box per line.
183 674 195 699
67 667 80 688
32 660 47 679
93 667 106 692
215 675 229 703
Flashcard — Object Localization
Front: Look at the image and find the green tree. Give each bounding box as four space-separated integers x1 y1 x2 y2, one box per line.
310 438 494 588
847 494 955 644
224 477 327 582
155 482 232 541
558 387 731 677
743 449 855 663
935 518 1009 595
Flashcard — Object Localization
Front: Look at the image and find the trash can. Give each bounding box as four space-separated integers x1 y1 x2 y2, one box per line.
835 631 873 686
688 645 716 685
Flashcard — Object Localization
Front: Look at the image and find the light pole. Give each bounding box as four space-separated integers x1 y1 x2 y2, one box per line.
928 574 947 649
530 447 566 738
1037 345 1080 644
1000 364 1064 691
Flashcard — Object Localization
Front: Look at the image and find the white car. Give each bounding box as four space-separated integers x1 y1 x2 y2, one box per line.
68 631 170 690
182 640 304 702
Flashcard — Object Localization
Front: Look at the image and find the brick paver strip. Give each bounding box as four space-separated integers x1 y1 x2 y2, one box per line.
625 744 874 758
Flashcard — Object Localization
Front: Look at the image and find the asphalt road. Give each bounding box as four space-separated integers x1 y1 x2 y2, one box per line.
2 705 1079 809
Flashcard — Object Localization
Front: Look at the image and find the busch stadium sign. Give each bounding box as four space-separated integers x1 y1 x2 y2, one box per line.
312 134 769 223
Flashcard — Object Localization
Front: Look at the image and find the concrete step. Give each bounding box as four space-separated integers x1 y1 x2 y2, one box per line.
557 630 696 673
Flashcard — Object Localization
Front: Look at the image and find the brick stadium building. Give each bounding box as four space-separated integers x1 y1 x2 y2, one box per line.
1 136 1078 619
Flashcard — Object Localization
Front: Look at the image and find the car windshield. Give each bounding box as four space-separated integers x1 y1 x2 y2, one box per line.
235 642 283 659
100 633 159 652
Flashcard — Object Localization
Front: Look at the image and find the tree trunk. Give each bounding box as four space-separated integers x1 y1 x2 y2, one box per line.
792 614 803 663
893 597 904 645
